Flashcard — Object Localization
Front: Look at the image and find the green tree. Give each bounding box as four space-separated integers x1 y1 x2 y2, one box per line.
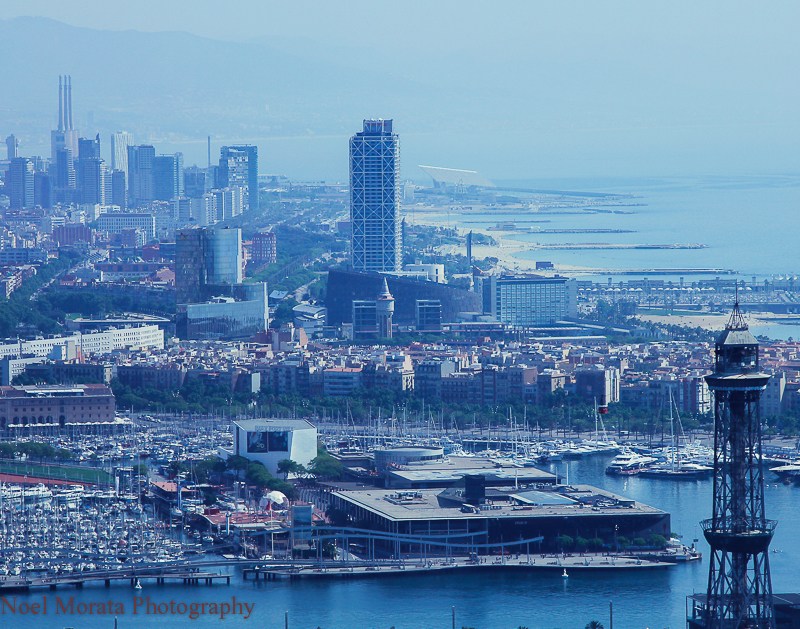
277 459 306 480
245 461 273 488
225 455 251 480
309 454 343 480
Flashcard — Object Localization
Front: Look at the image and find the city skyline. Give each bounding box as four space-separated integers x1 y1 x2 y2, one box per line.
1 4 798 181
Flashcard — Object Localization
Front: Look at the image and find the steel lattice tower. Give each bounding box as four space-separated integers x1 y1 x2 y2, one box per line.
702 302 775 628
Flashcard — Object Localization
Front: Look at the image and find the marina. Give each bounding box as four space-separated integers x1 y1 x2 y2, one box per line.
0 411 797 627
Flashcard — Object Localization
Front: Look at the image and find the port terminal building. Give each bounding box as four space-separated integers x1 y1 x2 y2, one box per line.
325 448 668 554
328 479 670 555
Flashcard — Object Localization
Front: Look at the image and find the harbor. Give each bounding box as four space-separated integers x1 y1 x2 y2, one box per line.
0 410 798 628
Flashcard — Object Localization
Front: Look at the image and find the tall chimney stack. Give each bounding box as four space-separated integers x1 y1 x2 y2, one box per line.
67 75 74 130
58 75 64 131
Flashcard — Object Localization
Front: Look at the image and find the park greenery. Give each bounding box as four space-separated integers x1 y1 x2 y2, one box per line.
36 286 176 319
0 441 74 461
107 367 800 436
0 251 81 337
173 444 342 503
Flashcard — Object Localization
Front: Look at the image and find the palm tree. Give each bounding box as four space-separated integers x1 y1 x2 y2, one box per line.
585 622 604 629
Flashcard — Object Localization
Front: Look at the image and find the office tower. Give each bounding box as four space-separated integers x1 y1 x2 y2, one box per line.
76 134 102 203
213 186 245 221
153 153 184 201
251 231 277 264
697 303 775 628
206 227 243 285
50 75 79 162
352 300 378 339
34 172 52 209
349 119 401 273
184 166 209 198
126 145 155 206
218 145 258 212
415 299 442 331
376 277 395 338
5 135 18 160
53 148 76 203
175 227 243 304
78 135 101 160
78 158 106 205
111 131 133 179
7 158 35 210
110 170 127 208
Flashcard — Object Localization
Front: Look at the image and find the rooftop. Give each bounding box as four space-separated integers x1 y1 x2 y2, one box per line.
333 484 664 523
233 418 316 432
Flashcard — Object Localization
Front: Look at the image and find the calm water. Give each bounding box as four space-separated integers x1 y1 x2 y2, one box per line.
10 455 800 629
494 174 800 280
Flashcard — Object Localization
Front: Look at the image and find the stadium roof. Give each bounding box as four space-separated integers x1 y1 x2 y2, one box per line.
418 165 494 188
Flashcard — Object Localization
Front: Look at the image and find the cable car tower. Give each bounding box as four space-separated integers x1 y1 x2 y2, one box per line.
701 300 775 628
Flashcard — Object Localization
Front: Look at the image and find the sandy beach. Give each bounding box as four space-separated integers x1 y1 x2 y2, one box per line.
637 311 800 330
409 204 579 275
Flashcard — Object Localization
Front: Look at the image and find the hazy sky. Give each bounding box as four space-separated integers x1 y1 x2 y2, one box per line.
3 1 799 180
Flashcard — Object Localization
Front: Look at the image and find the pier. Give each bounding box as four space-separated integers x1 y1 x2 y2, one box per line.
0 565 231 592
242 553 674 580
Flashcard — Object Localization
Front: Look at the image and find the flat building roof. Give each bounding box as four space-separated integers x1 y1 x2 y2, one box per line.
332 484 665 523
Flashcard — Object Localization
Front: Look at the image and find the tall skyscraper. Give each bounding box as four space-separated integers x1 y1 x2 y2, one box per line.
218 145 258 212
34 172 52 209
78 135 101 161
53 148 76 203
153 153 184 201
349 119 401 273
7 158 35 210
184 166 210 198
110 170 127 208
111 131 134 179
5 134 18 160
76 134 102 203
78 157 107 205
127 145 156 206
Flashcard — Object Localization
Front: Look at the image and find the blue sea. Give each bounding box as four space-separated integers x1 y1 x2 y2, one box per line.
487 174 800 340
493 174 800 280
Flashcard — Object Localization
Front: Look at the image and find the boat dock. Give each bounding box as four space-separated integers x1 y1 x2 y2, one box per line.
0 566 231 592
243 553 674 580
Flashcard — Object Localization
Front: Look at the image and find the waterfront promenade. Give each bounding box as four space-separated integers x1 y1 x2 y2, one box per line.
0 550 675 592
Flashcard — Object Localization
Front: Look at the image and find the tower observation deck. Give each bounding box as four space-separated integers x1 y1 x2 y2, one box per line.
694 302 775 628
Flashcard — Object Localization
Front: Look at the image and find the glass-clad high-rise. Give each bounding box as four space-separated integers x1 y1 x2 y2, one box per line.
349 119 401 273
218 145 258 212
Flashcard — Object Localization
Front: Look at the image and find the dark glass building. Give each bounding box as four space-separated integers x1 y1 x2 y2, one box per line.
153 153 184 201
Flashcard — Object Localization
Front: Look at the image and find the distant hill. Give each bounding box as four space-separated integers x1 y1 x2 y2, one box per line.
0 17 433 175
1 15 795 181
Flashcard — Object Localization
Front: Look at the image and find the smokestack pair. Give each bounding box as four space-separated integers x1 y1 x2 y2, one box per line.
58 74 74 132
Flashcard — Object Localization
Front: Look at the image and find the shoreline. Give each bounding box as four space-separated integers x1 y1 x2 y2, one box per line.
248 553 675 580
